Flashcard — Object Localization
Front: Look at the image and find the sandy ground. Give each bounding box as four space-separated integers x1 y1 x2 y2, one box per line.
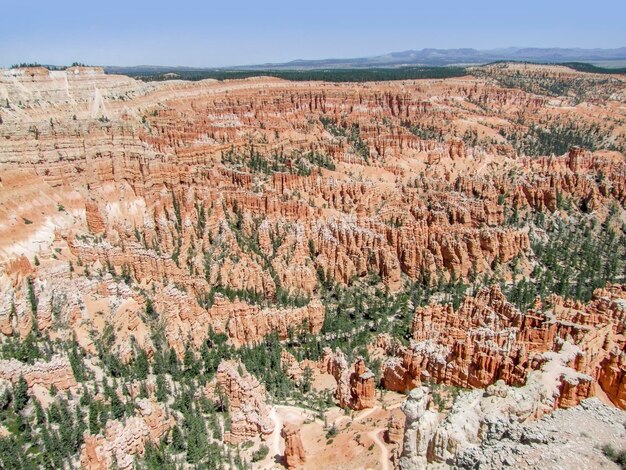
368 428 390 470
244 387 406 470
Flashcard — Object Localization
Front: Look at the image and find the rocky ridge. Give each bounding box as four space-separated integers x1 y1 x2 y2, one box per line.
379 283 625 410
80 399 174 470
212 360 275 444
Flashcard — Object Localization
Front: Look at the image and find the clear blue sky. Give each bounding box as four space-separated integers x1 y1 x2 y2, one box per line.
1 0 625 67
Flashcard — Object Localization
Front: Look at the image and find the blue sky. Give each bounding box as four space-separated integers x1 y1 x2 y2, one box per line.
1 0 625 67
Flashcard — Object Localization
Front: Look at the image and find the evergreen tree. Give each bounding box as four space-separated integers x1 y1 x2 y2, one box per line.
185 408 209 464
167 348 179 377
69 341 86 382
13 375 29 412
156 374 169 403
142 441 176 470
301 366 313 393
88 401 99 435
134 348 150 380
110 392 125 420
34 398 46 425
170 425 186 453
183 345 199 378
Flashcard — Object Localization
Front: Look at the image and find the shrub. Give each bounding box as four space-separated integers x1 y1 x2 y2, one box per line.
251 444 269 462
603 444 626 469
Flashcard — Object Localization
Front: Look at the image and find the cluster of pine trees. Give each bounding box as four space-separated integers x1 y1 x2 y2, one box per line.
499 119 624 156
506 209 626 310
221 146 335 176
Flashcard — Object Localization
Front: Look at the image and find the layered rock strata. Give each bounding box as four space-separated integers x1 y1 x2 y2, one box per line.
380 284 625 409
80 399 174 470
0 355 76 391
322 349 376 410
398 387 439 470
281 423 306 469
213 360 274 444
397 385 626 469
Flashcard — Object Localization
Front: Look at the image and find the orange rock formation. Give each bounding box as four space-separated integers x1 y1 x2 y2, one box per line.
0 355 76 391
380 284 626 409
80 399 174 470
1 66 624 366
281 423 306 468
214 360 275 444
322 349 376 410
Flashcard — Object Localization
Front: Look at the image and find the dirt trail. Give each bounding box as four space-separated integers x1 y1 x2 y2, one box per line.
369 428 390 470
262 405 323 468
354 405 380 422
266 407 284 465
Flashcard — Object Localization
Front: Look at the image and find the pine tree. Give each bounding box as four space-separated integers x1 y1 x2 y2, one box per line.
156 374 169 403
170 425 186 453
69 341 86 382
110 392 125 420
143 441 177 470
167 348 179 377
34 399 46 425
26 277 38 316
88 401 99 435
185 408 209 464
301 366 313 393
134 348 150 380
183 345 199 377
13 375 29 412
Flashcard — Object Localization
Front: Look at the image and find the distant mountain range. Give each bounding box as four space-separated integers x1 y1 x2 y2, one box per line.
104 47 626 74
239 47 626 69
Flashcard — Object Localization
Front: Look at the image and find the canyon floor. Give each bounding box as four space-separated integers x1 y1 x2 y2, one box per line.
0 62 625 469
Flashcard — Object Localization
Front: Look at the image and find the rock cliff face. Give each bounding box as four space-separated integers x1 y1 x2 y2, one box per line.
428 343 594 464
398 387 439 470
281 423 306 469
386 412 405 446
452 397 626 470
322 349 376 410
152 286 324 355
85 200 106 234
349 358 377 410
398 386 626 469
379 284 625 409
80 399 174 470
213 360 274 444
0 355 76 391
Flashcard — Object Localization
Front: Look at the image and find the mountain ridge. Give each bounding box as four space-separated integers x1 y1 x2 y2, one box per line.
100 47 626 72
240 47 626 69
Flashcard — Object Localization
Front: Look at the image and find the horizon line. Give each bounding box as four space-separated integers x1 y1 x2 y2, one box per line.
4 45 626 70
